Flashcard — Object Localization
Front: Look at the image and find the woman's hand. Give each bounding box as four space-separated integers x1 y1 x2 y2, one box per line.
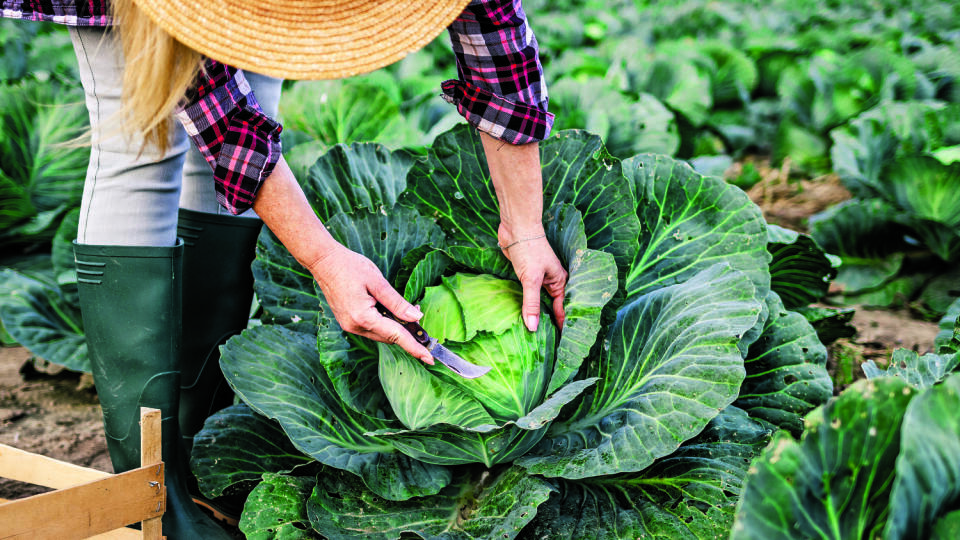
499 224 567 331
307 244 434 364
253 156 432 364
479 131 568 332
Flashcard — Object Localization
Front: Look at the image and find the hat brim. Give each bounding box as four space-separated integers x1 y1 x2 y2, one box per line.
135 0 472 80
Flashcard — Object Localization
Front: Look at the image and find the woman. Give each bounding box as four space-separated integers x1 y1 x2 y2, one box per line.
4 0 567 536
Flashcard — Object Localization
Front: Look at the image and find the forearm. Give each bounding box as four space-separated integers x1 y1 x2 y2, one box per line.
479 131 545 239
252 155 339 271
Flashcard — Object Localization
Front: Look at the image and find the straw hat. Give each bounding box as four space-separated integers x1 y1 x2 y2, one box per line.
134 0 472 80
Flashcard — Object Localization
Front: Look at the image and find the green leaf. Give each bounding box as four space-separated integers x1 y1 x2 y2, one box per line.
730 377 917 540
518 407 770 540
278 79 401 147
622 153 771 302
191 404 314 499
400 126 640 277
309 465 553 540
518 264 762 479
766 224 836 309
884 373 960 540
239 473 320 540
0 268 86 372
371 379 596 468
325 206 445 283
299 142 417 223
378 344 495 431
935 298 960 353
543 204 618 394
795 306 857 346
932 510 960 540
252 228 319 328
221 325 452 501
550 78 680 158
314 293 387 418
737 292 832 434
862 348 960 390
809 199 911 293
880 156 960 229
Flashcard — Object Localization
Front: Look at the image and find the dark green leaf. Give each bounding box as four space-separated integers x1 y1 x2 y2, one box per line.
191 403 314 499
737 292 832 434
731 377 917 540
239 473 320 540
622 153 771 302
221 325 452 501
518 264 762 479
309 465 553 540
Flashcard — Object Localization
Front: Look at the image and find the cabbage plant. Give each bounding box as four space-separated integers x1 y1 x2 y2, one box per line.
191 125 833 539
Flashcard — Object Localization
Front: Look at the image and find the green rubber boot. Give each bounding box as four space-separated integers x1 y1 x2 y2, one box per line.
176 208 262 457
74 240 233 540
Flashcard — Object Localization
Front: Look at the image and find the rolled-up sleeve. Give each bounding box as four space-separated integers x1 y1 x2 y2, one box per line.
175 60 282 215
443 0 553 144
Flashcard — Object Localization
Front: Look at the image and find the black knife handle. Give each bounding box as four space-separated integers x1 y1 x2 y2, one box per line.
374 302 432 347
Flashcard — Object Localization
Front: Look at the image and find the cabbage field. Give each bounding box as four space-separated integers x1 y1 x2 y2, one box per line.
1 0 959 538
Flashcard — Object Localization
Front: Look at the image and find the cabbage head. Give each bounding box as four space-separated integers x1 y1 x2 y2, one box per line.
192 125 834 540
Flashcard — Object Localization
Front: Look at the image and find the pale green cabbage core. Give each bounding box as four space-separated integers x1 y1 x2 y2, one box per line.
385 273 556 427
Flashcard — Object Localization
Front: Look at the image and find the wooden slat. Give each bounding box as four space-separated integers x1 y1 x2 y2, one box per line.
87 527 144 539
0 444 110 490
0 463 164 540
139 408 163 540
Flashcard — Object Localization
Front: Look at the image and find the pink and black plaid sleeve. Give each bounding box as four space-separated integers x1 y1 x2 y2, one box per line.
443 0 553 145
175 60 282 215
1 0 111 25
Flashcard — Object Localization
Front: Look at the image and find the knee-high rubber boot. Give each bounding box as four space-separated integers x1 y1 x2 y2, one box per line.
74 241 233 540
176 208 262 458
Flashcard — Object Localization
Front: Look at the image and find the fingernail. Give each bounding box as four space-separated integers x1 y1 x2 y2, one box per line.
423 355 434 365
406 306 423 319
525 315 539 331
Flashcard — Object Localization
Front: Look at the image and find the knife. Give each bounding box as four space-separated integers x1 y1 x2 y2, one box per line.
374 302 491 379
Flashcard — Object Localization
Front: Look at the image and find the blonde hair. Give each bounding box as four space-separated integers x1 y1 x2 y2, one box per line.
111 0 206 153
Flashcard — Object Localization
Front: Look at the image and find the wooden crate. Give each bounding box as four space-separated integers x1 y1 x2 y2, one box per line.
0 407 165 539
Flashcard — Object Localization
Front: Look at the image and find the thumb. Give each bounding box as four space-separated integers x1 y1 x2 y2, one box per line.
521 275 544 332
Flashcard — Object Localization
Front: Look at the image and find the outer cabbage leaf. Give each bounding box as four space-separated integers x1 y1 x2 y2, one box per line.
808 199 911 294
517 264 762 479
0 80 88 248
297 142 417 222
795 306 857 346
239 473 320 540
549 77 680 158
935 298 960 353
191 404 314 499
884 373 960 540
862 348 960 390
370 377 597 467
309 466 553 540
252 228 320 328
543 204 618 393
766 224 836 309
220 324 451 501
399 126 640 277
730 377 917 540
518 407 770 540
736 291 832 434
0 268 85 372
622 153 771 303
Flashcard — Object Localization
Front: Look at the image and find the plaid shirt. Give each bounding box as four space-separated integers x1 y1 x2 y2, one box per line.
3 0 553 215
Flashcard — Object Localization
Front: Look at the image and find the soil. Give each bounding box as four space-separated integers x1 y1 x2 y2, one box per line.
0 158 942 535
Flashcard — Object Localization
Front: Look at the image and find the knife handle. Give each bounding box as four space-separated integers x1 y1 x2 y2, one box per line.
374 302 432 347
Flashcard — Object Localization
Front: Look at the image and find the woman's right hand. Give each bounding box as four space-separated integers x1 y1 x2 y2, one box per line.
306 244 434 365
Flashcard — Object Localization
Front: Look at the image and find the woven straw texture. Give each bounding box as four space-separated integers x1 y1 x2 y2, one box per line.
135 0 472 79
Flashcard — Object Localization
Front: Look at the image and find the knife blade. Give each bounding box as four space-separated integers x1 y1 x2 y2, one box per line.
375 302 491 379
